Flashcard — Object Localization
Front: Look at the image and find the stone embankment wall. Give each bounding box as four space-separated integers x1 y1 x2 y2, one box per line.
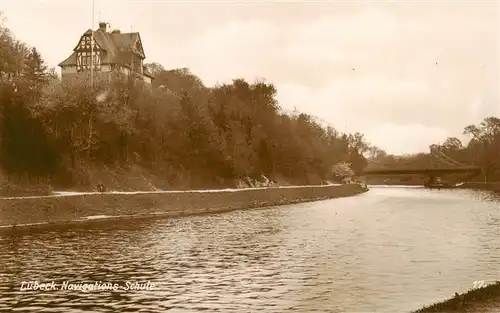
0 184 367 228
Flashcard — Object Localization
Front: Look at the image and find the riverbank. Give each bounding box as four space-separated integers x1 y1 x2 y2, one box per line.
0 184 367 231
458 182 500 192
367 181 500 192
413 282 500 313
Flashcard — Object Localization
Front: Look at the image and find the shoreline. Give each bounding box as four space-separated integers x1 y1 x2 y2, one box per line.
458 182 500 192
0 184 368 233
413 281 500 313
368 182 500 191
0 184 346 200
0 194 337 234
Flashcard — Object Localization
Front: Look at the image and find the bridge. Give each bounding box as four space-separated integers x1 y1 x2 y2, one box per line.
360 146 481 183
362 166 481 176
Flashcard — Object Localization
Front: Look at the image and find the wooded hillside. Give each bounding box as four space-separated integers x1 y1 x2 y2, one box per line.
0 15 372 191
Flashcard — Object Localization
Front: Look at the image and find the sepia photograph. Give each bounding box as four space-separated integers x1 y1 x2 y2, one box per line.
0 0 499 312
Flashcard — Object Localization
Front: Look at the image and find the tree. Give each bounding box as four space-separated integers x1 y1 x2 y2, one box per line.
367 145 387 160
441 137 463 151
143 62 165 76
462 117 500 181
348 132 369 155
0 83 58 179
24 47 48 96
0 21 29 80
332 162 354 179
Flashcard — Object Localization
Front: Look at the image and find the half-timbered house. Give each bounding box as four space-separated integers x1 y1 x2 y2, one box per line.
58 22 154 84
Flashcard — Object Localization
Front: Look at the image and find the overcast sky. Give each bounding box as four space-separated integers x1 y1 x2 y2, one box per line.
1 0 499 155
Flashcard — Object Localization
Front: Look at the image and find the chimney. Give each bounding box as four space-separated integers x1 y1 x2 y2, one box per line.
99 22 107 32
111 29 121 34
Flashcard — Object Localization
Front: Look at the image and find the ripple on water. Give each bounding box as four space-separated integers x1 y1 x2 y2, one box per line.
0 187 499 312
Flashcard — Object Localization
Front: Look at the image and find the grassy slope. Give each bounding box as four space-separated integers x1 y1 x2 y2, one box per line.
0 163 305 196
414 282 500 313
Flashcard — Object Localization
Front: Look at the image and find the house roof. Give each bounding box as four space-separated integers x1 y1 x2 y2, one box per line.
58 27 152 79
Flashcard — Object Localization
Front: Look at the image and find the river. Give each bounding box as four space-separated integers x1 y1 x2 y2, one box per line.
0 186 499 312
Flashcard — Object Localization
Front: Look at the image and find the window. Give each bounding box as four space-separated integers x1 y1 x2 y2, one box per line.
77 51 101 72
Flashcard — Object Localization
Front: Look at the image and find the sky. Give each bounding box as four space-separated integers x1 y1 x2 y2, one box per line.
1 0 499 155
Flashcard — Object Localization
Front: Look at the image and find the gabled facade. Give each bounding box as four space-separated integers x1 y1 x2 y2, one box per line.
58 22 154 84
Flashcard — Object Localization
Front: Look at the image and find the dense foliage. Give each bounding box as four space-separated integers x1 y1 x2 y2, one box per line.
0 16 371 190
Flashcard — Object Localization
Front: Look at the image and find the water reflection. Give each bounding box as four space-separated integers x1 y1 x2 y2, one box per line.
0 187 499 312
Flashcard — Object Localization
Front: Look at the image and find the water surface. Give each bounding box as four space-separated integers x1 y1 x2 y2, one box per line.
0 186 499 312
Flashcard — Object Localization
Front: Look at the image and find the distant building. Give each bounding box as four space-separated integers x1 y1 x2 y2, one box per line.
58 22 154 84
